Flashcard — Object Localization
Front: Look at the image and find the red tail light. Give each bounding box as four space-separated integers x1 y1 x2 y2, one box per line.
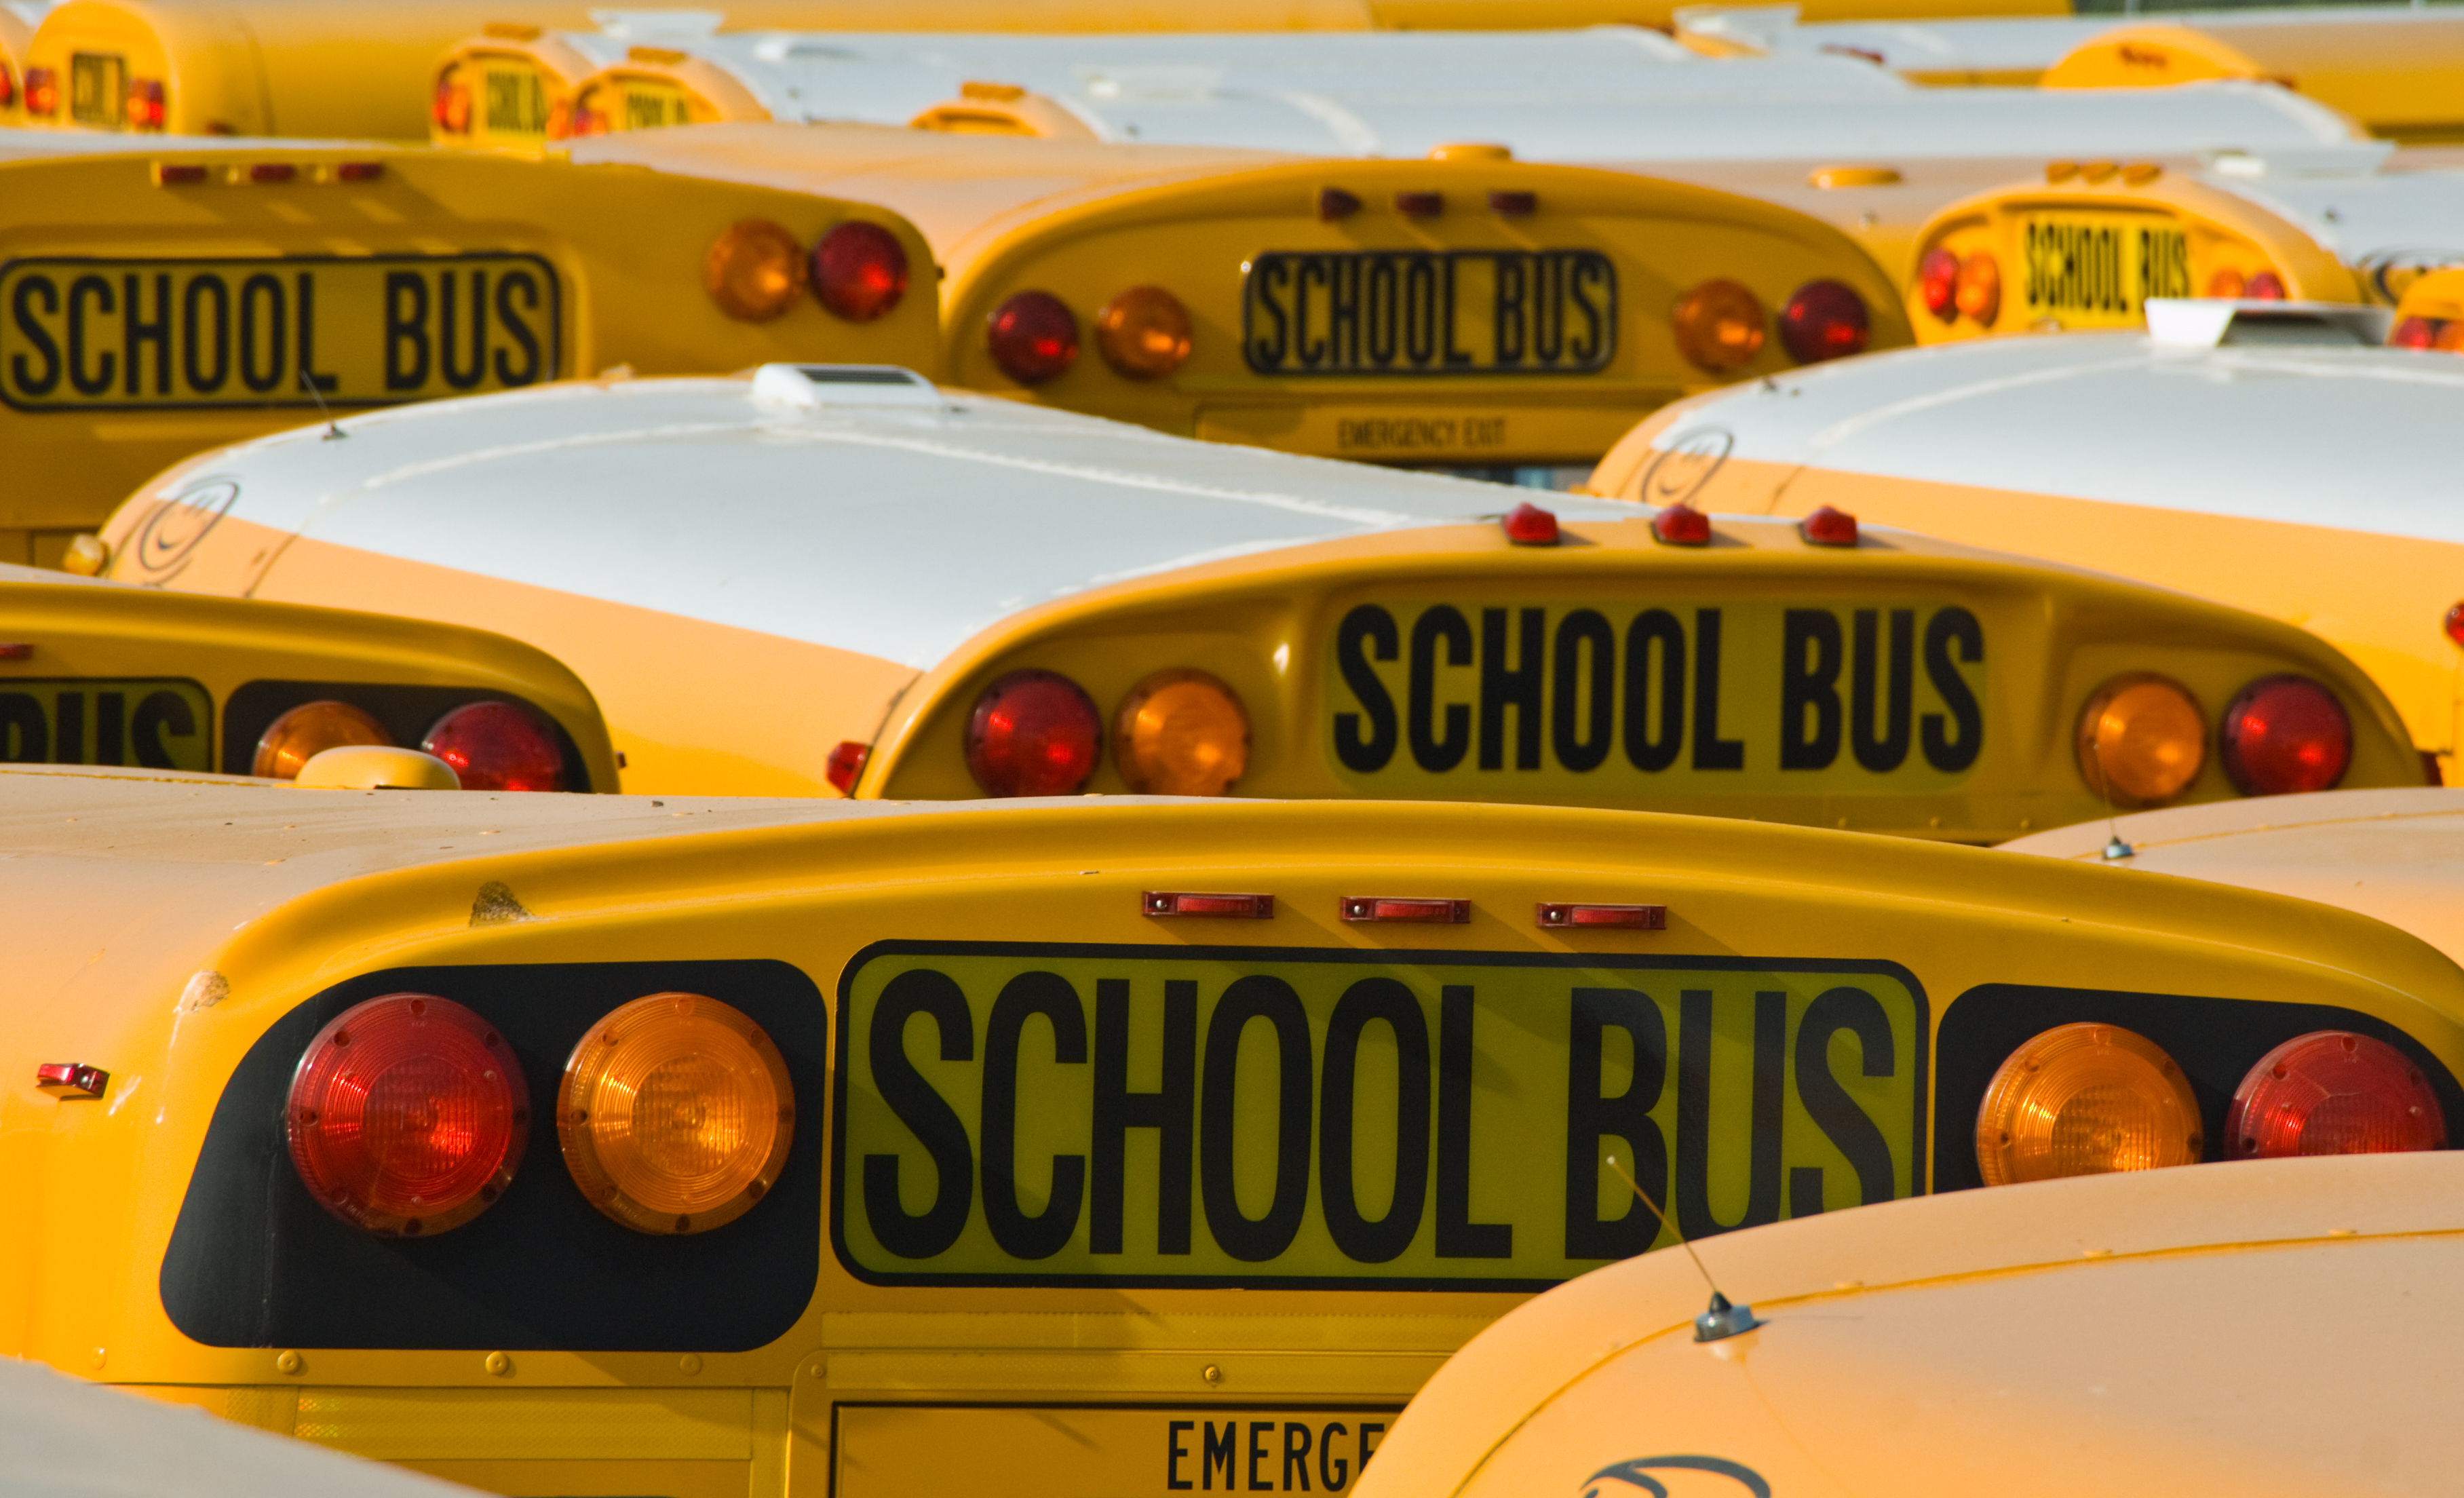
986 292 1078 385
421 701 565 792
2393 315 2442 349
965 668 1100 796
0 63 16 110
1917 248 1959 322
2244 271 2288 301
23 66 56 117
1779 280 1870 364
2218 675 2350 796
2227 1032 2444 1158
2445 600 2464 647
288 994 529 1236
432 66 471 134
126 77 166 130
810 220 908 322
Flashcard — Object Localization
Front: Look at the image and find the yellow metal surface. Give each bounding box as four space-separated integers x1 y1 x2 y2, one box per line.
0 569 617 786
6 772 2463 1495
1904 168 2354 343
556 123 1908 464
0 142 934 556
2045 16 2464 145
1355 1149 2464 1498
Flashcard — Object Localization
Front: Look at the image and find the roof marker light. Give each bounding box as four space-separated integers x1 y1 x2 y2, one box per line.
1488 189 1537 217
0 644 29 660
1144 891 1274 918
2045 159 2078 183
1341 897 1470 923
1537 903 1666 929
1798 505 1859 547
1651 503 1711 546
2081 160 2118 183
1395 191 1442 219
1318 187 1362 221
334 161 383 183
826 740 869 794
2123 162 2162 185
1502 502 1559 545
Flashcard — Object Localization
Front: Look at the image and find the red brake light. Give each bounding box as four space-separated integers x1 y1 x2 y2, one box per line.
2227 1031 2445 1158
2245 271 2288 301
432 66 471 134
965 668 1101 796
986 292 1078 385
24 66 56 117
1502 502 1558 545
126 77 165 130
826 739 870 794
420 701 565 792
2218 674 2350 796
2445 601 2464 647
1917 247 1959 322
287 993 528 1237
1799 505 1858 546
0 63 16 110
1651 503 1711 546
810 220 908 322
2393 315 2442 349
1780 280 1870 364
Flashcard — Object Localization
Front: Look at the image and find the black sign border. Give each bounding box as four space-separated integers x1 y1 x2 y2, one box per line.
0 250 565 415
829 939 1929 1293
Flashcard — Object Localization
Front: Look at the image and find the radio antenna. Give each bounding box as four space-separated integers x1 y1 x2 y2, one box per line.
2091 742 2132 860
1605 1154 1760 1342
299 370 347 441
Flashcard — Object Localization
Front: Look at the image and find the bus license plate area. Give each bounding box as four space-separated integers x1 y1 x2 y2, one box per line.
1243 250 1617 377
0 253 564 412
832 943 1923 1288
2017 213 2191 330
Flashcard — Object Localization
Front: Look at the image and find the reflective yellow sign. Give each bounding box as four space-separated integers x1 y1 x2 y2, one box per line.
0 677 210 769
2019 213 2192 330
832 943 1925 1288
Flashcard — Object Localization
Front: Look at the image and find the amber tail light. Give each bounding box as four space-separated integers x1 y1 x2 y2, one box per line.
1976 1022 2201 1185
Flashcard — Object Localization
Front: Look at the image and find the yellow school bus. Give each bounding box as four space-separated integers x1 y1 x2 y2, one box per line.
1903 149 2464 341
2044 9 2464 147
0 136 932 566
2388 261 2464 349
1357 1145 2464 1498
556 123 1907 472
1587 307 2464 772
0 559 616 786
90 364 2418 833
5 759 2457 1495
1 3 41 128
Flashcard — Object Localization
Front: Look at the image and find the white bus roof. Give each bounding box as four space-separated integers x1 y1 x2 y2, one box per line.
2193 154 2464 269
1632 325 2464 545
145 367 1630 671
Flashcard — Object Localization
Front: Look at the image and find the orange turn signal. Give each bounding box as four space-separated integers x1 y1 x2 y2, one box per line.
1113 668 1249 796
1096 286 1193 381
254 699 392 780
704 219 806 322
558 992 794 1235
1954 252 2001 325
1672 279 1766 374
2077 674 2206 807
1976 1022 2202 1186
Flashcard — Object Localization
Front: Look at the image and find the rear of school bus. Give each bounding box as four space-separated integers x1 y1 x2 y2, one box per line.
0 140 935 564
0 564 617 787
8 775 2464 1497
560 125 1909 474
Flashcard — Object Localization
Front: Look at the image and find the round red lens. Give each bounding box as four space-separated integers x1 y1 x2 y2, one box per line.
986 292 1079 385
965 668 1101 796
810 220 909 322
2218 674 2351 796
1779 280 1871 364
2393 315 2444 349
1917 248 1959 322
2244 271 2288 301
287 993 528 1236
421 701 565 792
2227 1031 2445 1159
2446 600 2464 647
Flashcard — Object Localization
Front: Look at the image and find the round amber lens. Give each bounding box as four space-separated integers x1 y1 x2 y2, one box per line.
704 219 806 322
1953 252 2001 325
1672 278 1767 374
1095 285 1193 380
558 992 793 1235
2077 674 2206 807
1113 668 1250 796
254 699 393 780
1976 1022 2203 1187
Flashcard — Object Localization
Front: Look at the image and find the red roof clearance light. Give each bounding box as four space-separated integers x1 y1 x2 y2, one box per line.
2244 271 2288 301
1798 505 1859 547
1536 903 1667 929
986 292 1079 385
287 993 529 1237
1340 897 1470 923
1502 502 1559 545
1651 503 1712 546
826 740 870 794
2227 1031 2446 1158
126 78 166 130
810 220 909 322
2444 601 2464 648
1779 280 1871 364
420 701 565 792
1144 891 1275 918
23 67 56 118
2218 675 2350 796
965 668 1102 796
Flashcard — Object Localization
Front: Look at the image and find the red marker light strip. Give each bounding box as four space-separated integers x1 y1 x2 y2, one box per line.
1341 897 1470 923
35 1062 108 1098
335 162 384 183
0 644 31 660
155 163 209 186
247 163 298 184
1144 891 1275 919
1537 903 1667 930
